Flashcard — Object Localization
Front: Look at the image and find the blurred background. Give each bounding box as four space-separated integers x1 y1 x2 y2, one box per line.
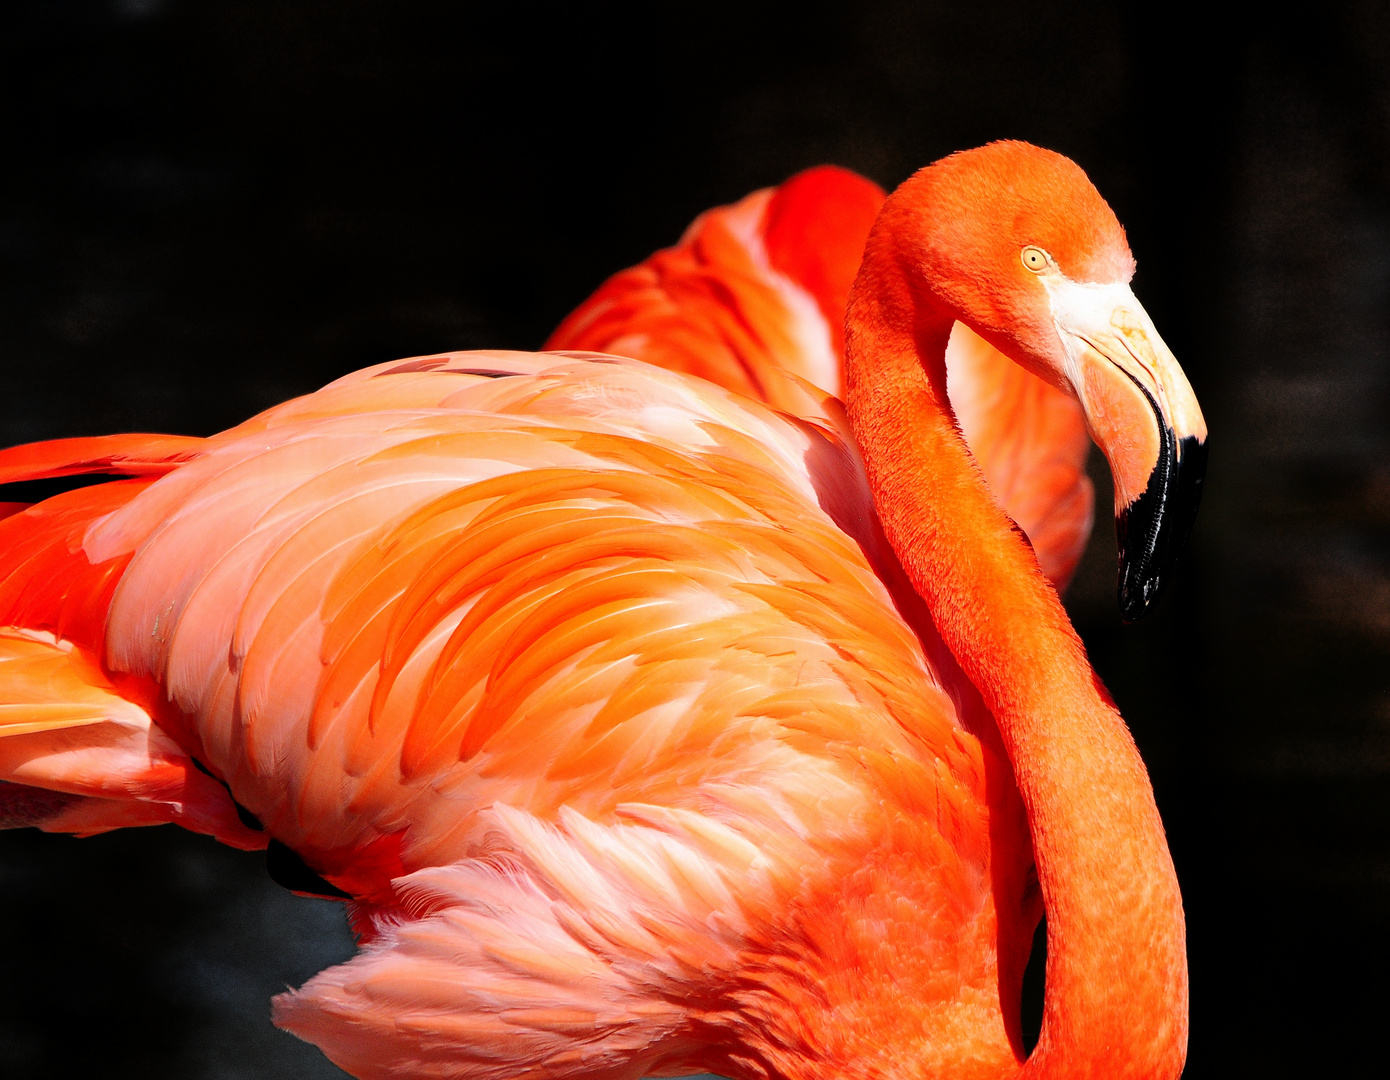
2 1 1388 1076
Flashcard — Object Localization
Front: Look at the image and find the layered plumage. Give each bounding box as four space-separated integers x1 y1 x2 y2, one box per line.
0 352 1031 1077
0 142 1196 1080
547 166 1094 587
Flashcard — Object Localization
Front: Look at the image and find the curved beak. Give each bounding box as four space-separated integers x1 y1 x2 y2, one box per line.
1045 278 1208 621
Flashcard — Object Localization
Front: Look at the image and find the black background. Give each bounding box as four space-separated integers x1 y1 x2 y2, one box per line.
3 2 1389 1077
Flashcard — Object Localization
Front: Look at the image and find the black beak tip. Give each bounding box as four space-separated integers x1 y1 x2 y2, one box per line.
1118 572 1162 624
1115 435 1208 623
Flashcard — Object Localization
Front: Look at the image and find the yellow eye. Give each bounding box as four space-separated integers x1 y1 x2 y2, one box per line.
1021 246 1049 272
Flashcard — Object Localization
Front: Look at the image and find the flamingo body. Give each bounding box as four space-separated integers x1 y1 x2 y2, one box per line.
0 351 1033 1078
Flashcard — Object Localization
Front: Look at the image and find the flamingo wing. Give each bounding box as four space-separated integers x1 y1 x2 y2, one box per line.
547 166 1095 588
0 352 1012 1079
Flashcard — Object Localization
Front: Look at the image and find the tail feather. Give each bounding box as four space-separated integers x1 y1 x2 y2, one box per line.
0 434 261 847
0 479 153 653
0 433 210 650
0 627 262 846
0 433 203 486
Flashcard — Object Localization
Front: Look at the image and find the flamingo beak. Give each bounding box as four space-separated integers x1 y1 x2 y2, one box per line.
1045 279 1208 621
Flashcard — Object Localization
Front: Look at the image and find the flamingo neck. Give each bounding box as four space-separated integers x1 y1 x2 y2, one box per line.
843 255 1188 1079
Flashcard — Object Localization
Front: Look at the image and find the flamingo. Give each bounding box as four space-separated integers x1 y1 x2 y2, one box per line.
546 165 1096 589
0 141 1205 1080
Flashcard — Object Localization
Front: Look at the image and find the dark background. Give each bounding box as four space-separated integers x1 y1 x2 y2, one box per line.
2 1 1388 1077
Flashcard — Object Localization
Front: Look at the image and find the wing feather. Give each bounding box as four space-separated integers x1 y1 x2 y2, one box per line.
0 355 1000 1050
0 628 260 846
0 433 203 485
0 352 1011 1078
73 355 969 862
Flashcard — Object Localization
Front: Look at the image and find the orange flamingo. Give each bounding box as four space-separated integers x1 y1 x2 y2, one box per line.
547 165 1096 589
0 142 1204 1080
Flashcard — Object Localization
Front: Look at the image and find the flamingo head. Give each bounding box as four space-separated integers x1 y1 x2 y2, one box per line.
883 140 1208 620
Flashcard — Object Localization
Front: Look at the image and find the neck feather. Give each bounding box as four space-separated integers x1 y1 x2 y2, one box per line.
843 251 1188 1080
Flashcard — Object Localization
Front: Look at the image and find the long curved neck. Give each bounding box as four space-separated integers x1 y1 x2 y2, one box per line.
844 249 1188 1079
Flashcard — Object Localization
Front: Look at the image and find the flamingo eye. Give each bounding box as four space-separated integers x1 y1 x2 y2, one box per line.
1021 247 1050 272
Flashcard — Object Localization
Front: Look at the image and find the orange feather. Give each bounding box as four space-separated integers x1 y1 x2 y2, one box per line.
0 144 1193 1080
